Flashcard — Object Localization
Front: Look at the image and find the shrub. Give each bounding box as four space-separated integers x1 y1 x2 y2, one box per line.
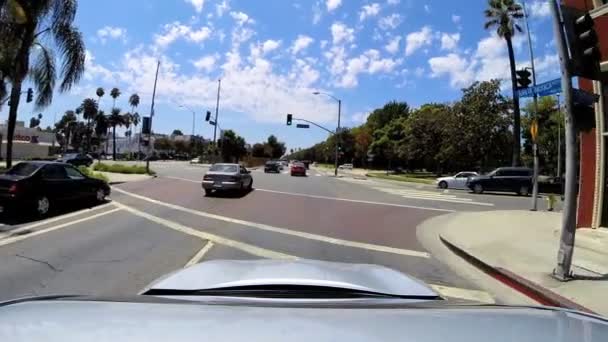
78 166 109 182
93 163 155 175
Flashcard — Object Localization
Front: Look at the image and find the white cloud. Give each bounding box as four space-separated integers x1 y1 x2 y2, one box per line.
330 22 354 45
428 53 473 87
289 59 320 87
312 1 323 24
154 22 212 47
185 0 204 13
378 14 401 30
451 14 461 24
335 49 399 88
326 0 342 12
216 0 229 17
262 39 281 54
291 35 314 54
387 0 399 5
385 36 400 54
529 1 551 18
424 4 430 13
359 3 381 21
230 11 254 25
440 32 460 50
83 50 114 82
405 26 433 56
192 54 218 72
96 26 127 44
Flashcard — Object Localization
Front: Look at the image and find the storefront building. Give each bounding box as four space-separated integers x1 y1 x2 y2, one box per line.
568 0 608 228
0 121 56 159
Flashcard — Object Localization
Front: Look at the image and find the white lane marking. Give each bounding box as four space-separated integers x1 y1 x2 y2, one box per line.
113 201 295 260
429 284 495 304
163 175 454 212
315 174 322 177
184 241 215 267
0 208 122 247
112 187 431 258
370 187 494 207
253 188 455 212
0 203 116 240
165 176 200 183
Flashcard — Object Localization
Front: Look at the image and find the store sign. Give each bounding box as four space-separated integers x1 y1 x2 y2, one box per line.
14 134 39 143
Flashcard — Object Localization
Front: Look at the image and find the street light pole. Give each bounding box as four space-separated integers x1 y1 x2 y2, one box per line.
179 105 196 137
213 79 221 144
313 92 342 177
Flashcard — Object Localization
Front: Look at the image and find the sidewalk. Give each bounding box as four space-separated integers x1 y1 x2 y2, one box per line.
435 210 608 316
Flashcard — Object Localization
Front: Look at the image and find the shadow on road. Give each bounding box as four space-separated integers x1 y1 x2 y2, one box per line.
0 200 111 229
205 188 254 199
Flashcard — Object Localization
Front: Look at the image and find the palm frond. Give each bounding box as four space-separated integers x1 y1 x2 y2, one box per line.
52 23 85 92
129 93 140 107
30 42 56 108
110 87 120 99
51 0 77 28
484 18 499 29
96 87 104 98
514 23 523 33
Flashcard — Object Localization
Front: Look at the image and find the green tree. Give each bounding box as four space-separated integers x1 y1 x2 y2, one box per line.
154 137 173 151
352 125 372 167
251 143 266 157
172 129 184 136
522 96 563 176
108 108 125 160
77 97 98 152
366 101 409 132
128 93 140 151
266 134 286 159
55 110 78 152
1 0 86 167
484 0 524 166
220 130 247 162
110 87 121 108
96 87 105 105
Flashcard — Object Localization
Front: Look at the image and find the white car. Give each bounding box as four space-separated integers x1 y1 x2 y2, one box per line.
338 163 353 170
436 171 479 189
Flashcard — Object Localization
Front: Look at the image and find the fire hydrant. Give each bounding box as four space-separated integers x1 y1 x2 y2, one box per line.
546 194 557 212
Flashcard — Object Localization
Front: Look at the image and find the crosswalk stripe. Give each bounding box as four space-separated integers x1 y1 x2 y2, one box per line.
370 187 493 206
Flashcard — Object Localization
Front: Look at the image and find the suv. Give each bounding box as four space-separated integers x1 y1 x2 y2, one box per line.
264 161 281 173
466 167 533 196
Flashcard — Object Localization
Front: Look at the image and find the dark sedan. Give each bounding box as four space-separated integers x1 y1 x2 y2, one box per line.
466 167 533 196
264 161 281 173
0 161 110 216
57 153 93 167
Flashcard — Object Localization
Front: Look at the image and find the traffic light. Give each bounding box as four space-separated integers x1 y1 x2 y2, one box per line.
142 117 151 134
573 103 595 132
286 114 292 126
26 88 33 103
516 69 531 89
205 111 211 121
562 6 601 80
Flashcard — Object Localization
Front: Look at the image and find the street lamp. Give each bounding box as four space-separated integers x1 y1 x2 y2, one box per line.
313 91 342 177
179 105 196 137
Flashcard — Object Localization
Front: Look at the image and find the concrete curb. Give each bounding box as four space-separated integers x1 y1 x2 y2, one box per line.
439 235 596 314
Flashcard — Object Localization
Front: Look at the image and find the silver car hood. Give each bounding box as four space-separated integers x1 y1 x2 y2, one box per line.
143 259 438 297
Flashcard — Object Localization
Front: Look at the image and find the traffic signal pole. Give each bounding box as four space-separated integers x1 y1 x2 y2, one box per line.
522 2 540 211
146 61 160 174
551 0 577 281
334 99 341 177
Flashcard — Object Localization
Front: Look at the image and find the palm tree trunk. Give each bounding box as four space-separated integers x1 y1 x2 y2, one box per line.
112 126 117 161
5 81 23 168
506 36 521 166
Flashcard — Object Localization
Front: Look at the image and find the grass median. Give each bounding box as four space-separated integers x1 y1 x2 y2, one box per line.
366 172 436 185
93 162 156 175
78 166 110 182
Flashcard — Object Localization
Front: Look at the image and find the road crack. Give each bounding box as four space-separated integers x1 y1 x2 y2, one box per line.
15 254 63 272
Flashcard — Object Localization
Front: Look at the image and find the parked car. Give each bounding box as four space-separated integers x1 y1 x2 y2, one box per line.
290 162 307 176
264 161 281 173
202 163 253 196
0 161 110 216
436 171 479 189
338 163 353 170
57 153 93 167
466 167 533 196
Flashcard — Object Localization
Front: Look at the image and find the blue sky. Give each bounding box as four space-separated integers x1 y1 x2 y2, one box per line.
4 0 559 150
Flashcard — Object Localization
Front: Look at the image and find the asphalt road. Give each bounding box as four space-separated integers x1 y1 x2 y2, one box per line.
0 161 536 304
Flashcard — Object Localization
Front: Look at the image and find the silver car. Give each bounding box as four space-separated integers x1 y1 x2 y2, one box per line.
202 163 253 196
1 259 607 341
436 171 479 189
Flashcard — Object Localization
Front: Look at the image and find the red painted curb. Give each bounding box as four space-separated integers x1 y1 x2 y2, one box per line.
440 235 596 314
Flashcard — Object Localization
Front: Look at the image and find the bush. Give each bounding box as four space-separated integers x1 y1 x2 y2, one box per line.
93 162 155 175
78 166 109 183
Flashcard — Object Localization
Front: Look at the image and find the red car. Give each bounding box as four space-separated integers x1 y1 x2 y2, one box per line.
290 162 306 176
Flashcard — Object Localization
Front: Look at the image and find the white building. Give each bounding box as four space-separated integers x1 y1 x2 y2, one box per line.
0 121 56 159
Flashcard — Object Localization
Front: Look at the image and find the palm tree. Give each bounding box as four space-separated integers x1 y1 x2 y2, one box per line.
484 0 524 166
78 98 98 152
110 87 121 108
96 87 104 105
122 112 132 148
0 0 86 168
128 93 140 153
108 108 125 160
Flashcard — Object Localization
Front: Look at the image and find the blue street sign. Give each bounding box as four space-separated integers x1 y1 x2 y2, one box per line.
296 124 310 128
518 78 562 98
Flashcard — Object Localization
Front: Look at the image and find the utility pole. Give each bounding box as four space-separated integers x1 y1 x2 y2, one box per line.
551 0 577 281
334 100 341 177
213 79 221 144
522 1 541 211
556 94 562 179
146 61 161 174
